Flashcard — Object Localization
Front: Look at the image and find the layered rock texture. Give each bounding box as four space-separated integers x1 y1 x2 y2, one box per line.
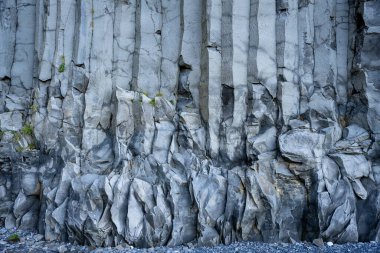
0 0 380 248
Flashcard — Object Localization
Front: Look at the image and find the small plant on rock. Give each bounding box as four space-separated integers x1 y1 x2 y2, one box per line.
6 233 20 243
30 104 39 113
149 98 156 107
28 142 37 150
58 55 65 73
21 124 33 136
58 63 65 73
12 131 21 142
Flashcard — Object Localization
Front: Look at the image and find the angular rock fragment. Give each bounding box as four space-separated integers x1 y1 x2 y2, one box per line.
279 130 325 164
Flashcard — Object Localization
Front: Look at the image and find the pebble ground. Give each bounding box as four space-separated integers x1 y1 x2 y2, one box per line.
0 228 379 253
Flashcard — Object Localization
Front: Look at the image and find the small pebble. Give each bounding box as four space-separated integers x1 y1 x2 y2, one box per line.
312 238 324 247
58 245 68 253
0 228 379 253
34 234 44 241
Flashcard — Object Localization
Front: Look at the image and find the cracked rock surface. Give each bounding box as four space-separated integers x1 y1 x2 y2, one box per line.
0 0 379 248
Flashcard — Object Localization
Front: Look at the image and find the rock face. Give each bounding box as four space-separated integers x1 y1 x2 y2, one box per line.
0 0 379 248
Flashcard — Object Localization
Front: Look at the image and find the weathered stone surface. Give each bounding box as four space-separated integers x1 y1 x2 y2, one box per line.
279 129 325 164
0 111 22 131
0 0 16 79
0 0 379 249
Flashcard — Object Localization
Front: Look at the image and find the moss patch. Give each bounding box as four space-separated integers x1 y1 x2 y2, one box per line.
149 98 156 107
7 233 20 243
21 124 33 136
58 55 65 73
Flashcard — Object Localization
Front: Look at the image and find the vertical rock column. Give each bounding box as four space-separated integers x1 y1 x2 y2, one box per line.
0 0 34 134
112 0 136 91
336 0 349 113
0 0 16 81
298 1 315 115
38 0 57 82
252 0 277 98
8 0 35 111
114 88 135 165
0 0 16 113
73 0 92 68
152 0 182 163
277 0 299 127
313 0 337 92
361 0 380 158
133 0 162 97
180 0 202 108
160 0 182 101
246 0 278 160
42 0 83 241
60 0 81 162
312 0 341 148
200 0 222 160
40 0 65 151
113 0 136 164
57 0 91 160
223 0 250 163
82 0 115 174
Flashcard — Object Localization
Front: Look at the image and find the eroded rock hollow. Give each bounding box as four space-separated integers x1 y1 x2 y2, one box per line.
0 0 379 248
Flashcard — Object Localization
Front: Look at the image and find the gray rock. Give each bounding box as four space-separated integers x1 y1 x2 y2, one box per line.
330 154 370 181
312 238 324 247
279 129 325 164
0 112 23 131
247 127 277 158
0 0 379 249
34 234 44 242
58 245 68 253
0 0 16 79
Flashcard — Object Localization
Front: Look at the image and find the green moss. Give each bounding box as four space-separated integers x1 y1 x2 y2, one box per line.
30 104 38 113
149 98 156 107
0 130 3 140
142 91 149 97
21 124 33 136
28 143 37 150
58 55 65 73
169 100 175 105
7 233 20 243
12 131 21 142
156 92 163 97
58 63 65 73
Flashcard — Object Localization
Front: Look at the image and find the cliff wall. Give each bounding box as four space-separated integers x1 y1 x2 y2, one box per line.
0 0 379 247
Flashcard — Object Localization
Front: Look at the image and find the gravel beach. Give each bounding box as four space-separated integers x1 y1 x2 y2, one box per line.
0 228 379 253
